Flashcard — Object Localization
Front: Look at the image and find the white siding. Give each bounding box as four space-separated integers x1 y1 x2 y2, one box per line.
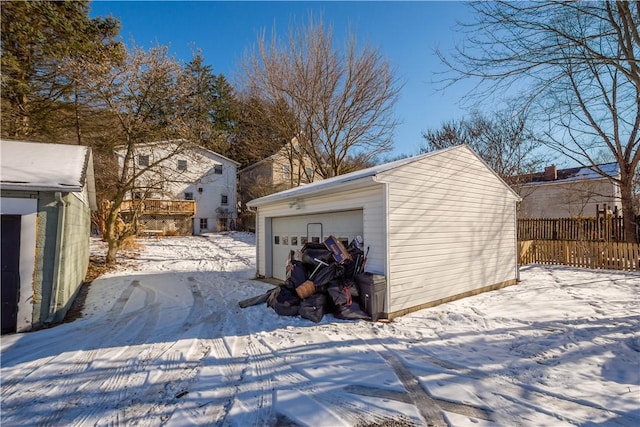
377 146 518 314
255 185 385 278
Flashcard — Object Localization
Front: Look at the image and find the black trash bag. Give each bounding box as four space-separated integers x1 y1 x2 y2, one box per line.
326 279 353 308
286 260 307 288
299 293 329 323
301 243 333 267
327 279 359 305
312 263 344 288
327 280 369 320
334 301 370 320
342 278 359 299
342 258 357 279
267 285 300 316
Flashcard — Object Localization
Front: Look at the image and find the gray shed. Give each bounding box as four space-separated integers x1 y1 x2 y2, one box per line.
248 145 521 319
1 140 97 333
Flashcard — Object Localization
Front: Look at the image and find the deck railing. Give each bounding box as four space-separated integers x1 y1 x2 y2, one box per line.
120 199 195 215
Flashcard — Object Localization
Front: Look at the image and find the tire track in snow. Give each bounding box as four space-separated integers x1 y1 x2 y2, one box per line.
53 280 170 426
175 274 276 427
0 280 154 406
387 336 633 425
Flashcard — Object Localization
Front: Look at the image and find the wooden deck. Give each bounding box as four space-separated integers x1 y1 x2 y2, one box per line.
120 199 195 215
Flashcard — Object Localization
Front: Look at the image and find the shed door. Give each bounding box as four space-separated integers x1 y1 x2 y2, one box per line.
271 210 363 280
2 215 21 334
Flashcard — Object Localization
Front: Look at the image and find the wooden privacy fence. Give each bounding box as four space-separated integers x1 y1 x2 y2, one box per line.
519 240 640 271
518 217 626 241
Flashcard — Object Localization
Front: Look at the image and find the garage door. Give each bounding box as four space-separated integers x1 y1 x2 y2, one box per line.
271 210 363 280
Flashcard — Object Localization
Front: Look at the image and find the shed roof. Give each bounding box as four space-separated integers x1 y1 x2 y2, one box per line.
1 139 95 199
248 144 519 206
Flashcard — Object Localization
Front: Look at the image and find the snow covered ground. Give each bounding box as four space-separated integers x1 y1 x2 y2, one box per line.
1 232 638 426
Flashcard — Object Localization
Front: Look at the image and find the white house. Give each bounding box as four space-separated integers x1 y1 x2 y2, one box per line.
248 145 521 319
116 140 239 234
1 139 97 333
515 163 621 218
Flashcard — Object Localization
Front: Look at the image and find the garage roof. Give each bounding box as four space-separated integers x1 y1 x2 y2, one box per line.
248 144 517 207
1 139 97 208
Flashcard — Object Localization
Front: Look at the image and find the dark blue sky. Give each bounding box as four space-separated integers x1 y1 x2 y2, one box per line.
90 1 478 158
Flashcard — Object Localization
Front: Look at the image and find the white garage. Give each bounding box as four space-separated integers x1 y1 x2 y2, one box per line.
248 145 521 319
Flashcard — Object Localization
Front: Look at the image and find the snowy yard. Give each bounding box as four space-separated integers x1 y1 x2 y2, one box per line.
1 232 638 426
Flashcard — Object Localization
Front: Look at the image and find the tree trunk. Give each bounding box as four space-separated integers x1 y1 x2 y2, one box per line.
106 235 120 265
619 180 638 243
104 201 122 265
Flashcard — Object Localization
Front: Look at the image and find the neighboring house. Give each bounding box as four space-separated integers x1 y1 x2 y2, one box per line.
1 139 97 333
514 163 621 218
248 145 520 319
239 138 318 230
115 140 239 235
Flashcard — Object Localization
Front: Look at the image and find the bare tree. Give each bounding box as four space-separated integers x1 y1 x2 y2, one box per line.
66 45 198 263
239 15 401 178
422 109 546 182
438 1 640 242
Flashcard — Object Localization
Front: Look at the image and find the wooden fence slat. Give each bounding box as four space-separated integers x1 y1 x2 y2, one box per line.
518 217 630 242
519 240 640 271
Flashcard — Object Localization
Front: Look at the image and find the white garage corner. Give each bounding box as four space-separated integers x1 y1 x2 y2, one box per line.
248 145 521 319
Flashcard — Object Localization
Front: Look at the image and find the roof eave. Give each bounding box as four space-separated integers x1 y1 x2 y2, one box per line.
1 183 83 192
248 176 378 207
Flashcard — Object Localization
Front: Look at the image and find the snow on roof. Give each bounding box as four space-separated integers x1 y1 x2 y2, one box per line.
1 139 91 192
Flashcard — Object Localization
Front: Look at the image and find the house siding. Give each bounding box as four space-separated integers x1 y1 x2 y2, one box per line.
377 147 518 314
35 192 58 325
517 179 621 218
254 185 385 278
52 191 91 323
29 191 92 326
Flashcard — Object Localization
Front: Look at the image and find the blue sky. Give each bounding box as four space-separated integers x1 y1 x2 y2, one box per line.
89 1 479 158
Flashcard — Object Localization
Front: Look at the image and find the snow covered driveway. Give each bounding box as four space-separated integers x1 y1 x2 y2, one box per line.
1 233 638 426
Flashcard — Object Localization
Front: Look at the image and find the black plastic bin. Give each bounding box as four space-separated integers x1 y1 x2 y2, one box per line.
356 273 386 321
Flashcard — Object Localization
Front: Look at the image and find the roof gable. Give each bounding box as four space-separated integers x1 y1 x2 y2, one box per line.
114 139 240 167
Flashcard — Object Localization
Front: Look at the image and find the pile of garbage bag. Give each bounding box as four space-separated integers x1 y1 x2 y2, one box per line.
240 236 374 323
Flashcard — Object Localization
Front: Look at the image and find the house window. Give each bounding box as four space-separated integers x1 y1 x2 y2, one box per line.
184 192 194 200
274 236 280 245
305 167 314 180
214 164 223 174
221 194 228 205
138 155 149 167
282 165 291 179
177 159 187 171
133 192 143 199
200 218 208 230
